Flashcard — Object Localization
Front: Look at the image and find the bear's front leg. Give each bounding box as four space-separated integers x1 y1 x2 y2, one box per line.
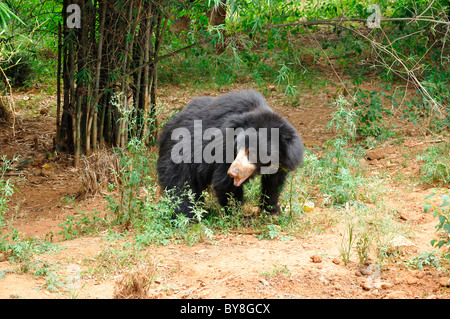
167 182 204 220
260 169 288 215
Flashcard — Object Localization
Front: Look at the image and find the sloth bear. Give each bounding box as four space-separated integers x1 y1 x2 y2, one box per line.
157 90 304 219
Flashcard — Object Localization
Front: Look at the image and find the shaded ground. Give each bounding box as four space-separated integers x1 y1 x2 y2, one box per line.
0 82 449 299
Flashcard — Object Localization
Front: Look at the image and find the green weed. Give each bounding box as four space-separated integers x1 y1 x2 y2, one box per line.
0 155 17 226
404 250 446 271
0 228 63 274
425 190 450 259
419 143 450 185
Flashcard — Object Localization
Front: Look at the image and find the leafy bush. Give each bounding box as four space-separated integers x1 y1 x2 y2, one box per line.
0 52 34 87
134 186 213 246
303 97 364 206
419 143 450 185
0 156 16 226
404 250 445 271
0 228 62 274
425 190 450 259
354 89 393 138
58 209 109 240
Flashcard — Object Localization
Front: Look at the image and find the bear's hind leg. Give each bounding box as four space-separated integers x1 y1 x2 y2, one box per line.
164 183 204 220
214 184 244 214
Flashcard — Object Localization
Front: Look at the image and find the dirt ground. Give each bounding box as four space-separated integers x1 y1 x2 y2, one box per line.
0 82 449 299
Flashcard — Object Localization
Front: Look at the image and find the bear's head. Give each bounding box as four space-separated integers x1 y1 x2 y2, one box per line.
224 111 303 187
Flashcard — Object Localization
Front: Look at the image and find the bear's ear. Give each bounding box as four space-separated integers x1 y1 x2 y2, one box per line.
280 131 297 143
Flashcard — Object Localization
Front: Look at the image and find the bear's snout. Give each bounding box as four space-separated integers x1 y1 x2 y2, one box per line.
227 149 256 187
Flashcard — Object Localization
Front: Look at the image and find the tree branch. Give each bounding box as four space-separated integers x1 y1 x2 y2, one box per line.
265 17 450 29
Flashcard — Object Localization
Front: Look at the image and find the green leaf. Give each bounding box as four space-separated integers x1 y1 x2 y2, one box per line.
444 223 450 234
425 192 436 200
424 204 432 213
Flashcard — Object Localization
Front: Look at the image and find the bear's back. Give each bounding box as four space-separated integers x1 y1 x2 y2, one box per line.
158 90 273 148
183 90 272 123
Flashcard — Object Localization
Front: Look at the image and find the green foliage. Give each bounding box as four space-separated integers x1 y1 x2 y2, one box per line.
339 223 356 266
274 62 298 98
0 228 62 274
354 88 393 139
425 190 450 259
0 156 16 226
0 52 34 87
418 143 450 185
110 137 155 226
303 97 364 206
134 187 213 247
58 209 108 240
404 250 445 271
0 2 24 30
0 1 60 88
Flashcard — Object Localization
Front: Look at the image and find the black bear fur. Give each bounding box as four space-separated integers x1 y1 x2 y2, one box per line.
157 90 304 219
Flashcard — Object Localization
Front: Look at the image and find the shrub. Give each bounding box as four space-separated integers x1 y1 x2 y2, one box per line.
0 155 16 226
425 190 450 259
303 97 364 206
1 52 34 87
419 142 450 185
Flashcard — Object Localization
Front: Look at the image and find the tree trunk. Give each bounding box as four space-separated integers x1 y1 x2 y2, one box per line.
210 2 227 52
57 0 173 162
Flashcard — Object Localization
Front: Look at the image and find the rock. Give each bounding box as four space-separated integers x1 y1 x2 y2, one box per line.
380 282 393 289
310 255 322 263
260 278 270 286
407 277 418 285
0 253 6 262
367 148 385 160
332 258 340 265
385 290 408 299
439 277 450 287
361 282 371 291
415 271 425 279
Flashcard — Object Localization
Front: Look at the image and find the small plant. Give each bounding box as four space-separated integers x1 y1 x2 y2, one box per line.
354 89 393 139
261 263 291 277
58 209 108 240
0 229 62 274
0 155 17 226
274 62 298 99
425 190 450 259
404 251 445 271
133 186 214 247
258 224 281 240
356 233 371 265
339 223 356 266
303 97 364 206
419 143 450 185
